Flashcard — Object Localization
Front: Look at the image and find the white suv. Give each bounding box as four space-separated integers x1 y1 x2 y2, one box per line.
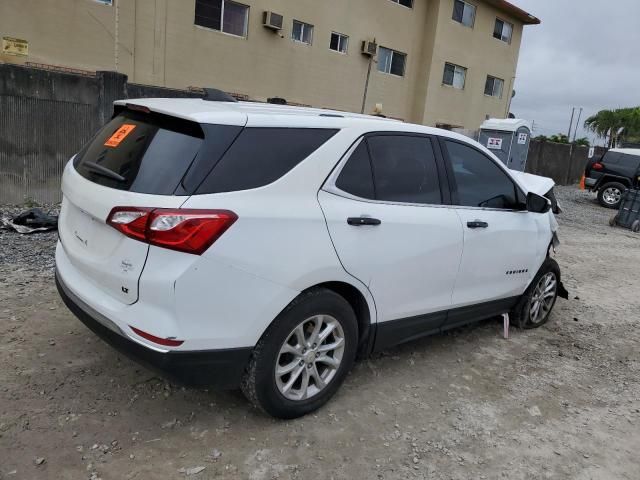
56 94 565 418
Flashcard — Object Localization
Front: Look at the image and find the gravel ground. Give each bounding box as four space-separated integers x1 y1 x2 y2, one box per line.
0 186 639 480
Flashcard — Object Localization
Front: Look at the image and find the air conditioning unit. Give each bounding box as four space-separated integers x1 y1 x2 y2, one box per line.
362 41 378 56
263 11 283 31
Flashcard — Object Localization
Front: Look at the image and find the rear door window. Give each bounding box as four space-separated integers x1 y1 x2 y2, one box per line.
74 110 206 195
196 128 338 194
335 141 375 200
602 151 622 164
619 153 640 169
367 135 442 204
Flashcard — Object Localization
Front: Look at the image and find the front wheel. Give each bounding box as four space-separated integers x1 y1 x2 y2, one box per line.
241 288 358 419
512 258 561 329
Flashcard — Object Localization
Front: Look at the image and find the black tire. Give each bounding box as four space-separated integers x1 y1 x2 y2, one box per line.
241 288 358 419
597 182 626 209
512 258 561 329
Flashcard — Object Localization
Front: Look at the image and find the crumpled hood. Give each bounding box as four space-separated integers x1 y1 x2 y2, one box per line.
509 170 555 196
509 170 560 233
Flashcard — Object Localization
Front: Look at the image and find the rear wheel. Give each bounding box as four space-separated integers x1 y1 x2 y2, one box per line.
241 288 358 419
512 258 561 329
597 182 626 209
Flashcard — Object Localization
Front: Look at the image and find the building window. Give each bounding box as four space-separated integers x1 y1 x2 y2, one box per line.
443 63 467 89
493 18 513 43
389 0 414 8
484 75 504 98
329 32 349 53
93 0 113 5
452 0 476 28
194 0 249 37
378 47 406 77
292 20 314 44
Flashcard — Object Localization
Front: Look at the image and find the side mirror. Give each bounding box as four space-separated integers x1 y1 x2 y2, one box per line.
527 192 551 213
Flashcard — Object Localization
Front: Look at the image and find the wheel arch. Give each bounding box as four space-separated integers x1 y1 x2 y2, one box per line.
264 279 377 359
312 281 375 358
598 176 631 189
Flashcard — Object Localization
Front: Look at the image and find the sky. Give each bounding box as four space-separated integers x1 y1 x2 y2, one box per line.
508 0 640 145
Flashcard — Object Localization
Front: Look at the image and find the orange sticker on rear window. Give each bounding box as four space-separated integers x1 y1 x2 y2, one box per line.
104 124 136 147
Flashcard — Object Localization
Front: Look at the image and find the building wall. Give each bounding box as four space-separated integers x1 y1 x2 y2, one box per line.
0 0 530 129
421 0 523 128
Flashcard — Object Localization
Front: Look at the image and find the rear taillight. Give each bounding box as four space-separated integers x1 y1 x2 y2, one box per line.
106 207 237 255
107 207 151 241
592 162 604 170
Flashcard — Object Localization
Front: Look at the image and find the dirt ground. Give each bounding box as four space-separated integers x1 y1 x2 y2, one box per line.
1 186 639 480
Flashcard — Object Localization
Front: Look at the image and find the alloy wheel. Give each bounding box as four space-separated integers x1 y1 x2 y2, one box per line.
275 315 345 401
529 272 557 325
602 187 622 206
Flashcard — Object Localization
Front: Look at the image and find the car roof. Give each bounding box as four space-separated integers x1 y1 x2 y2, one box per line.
609 148 640 156
116 98 399 127
114 98 469 141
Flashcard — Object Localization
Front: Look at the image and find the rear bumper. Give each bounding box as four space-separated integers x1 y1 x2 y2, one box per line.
55 271 252 388
585 177 598 188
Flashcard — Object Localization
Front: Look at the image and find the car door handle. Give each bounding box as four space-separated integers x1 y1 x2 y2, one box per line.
347 217 382 226
467 220 489 229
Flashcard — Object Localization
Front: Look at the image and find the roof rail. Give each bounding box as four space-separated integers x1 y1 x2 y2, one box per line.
202 88 238 102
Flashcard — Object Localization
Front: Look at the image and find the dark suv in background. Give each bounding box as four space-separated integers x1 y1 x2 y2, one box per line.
585 148 640 208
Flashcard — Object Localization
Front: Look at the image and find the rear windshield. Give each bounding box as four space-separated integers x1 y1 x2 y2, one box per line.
74 110 205 194
75 111 338 195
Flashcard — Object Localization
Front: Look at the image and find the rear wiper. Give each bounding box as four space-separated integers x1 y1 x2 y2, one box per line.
83 161 126 182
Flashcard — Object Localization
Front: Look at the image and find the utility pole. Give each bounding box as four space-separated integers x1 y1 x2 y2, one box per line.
567 107 576 141
572 107 583 142
361 55 373 114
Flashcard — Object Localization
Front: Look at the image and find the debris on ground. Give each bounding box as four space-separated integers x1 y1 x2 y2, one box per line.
0 208 58 234
178 466 206 476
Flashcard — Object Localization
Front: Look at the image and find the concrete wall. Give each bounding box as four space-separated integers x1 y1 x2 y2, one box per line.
525 140 607 186
0 64 196 204
0 0 534 128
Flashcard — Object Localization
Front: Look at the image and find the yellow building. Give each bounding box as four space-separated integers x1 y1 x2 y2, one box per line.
0 0 539 129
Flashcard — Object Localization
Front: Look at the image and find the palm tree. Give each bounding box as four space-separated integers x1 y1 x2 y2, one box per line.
584 107 640 147
549 133 570 144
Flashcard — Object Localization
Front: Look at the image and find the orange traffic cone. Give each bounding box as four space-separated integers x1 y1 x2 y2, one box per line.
579 174 586 190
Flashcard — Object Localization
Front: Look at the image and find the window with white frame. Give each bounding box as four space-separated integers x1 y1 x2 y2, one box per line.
452 0 476 28
292 20 314 44
493 18 513 43
194 0 249 37
93 0 113 5
484 75 504 98
377 47 407 77
443 63 467 89
389 0 414 8
330 32 349 53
